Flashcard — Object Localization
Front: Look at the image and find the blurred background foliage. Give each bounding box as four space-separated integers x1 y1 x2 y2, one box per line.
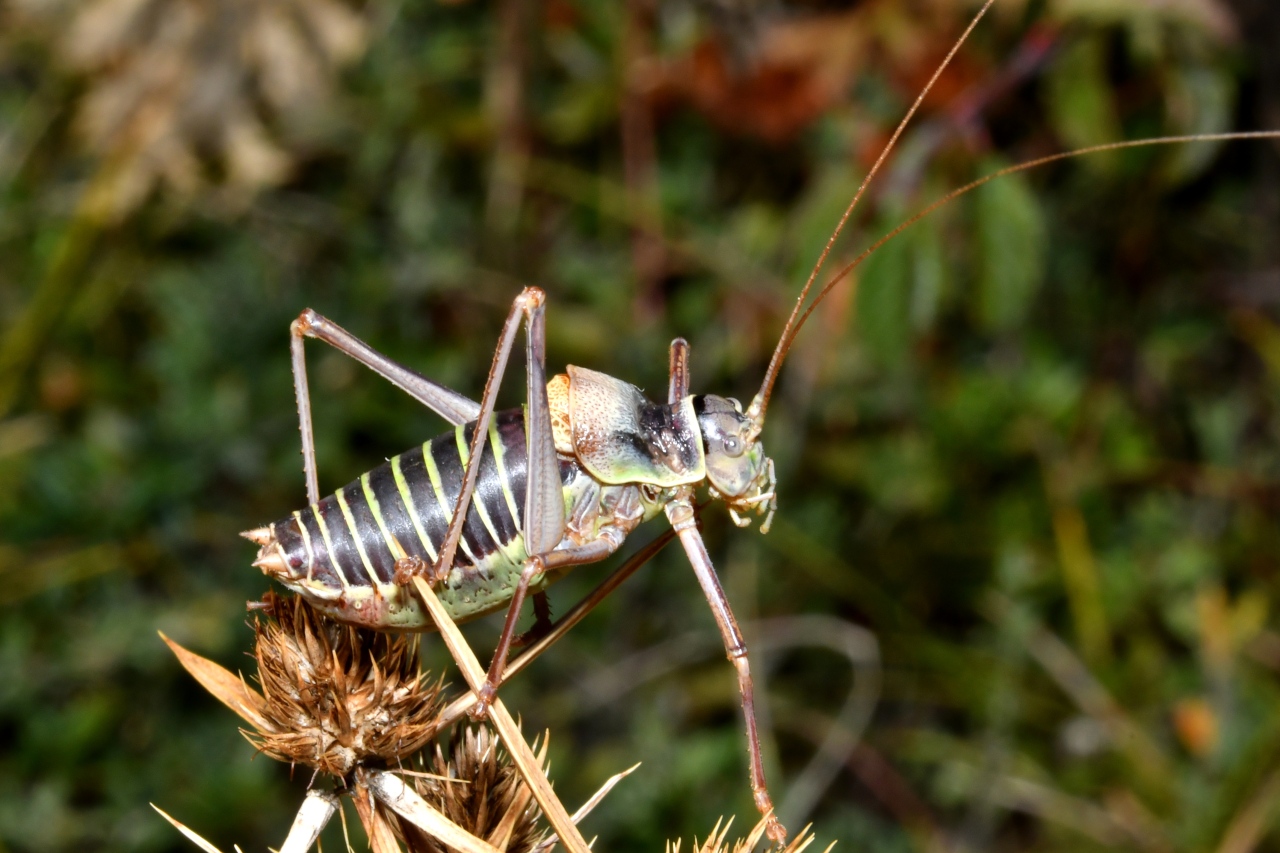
2 0 1280 849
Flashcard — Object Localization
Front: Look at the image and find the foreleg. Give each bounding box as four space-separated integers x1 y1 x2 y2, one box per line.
666 495 787 845
424 287 564 587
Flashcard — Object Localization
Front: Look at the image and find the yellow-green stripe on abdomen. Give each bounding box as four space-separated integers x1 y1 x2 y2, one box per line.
269 407 577 625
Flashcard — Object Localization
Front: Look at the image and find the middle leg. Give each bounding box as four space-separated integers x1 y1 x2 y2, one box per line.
468 527 629 720
514 592 554 648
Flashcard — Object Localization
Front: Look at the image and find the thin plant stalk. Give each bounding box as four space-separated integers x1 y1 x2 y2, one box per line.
412 576 593 853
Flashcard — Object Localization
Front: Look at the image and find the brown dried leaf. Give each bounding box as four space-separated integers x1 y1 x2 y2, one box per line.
641 0 986 145
159 631 275 734
18 0 368 219
644 10 867 144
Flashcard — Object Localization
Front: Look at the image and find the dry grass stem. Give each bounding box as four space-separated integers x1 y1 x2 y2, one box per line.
150 804 245 853
412 575 593 853
279 790 341 853
353 772 405 853
391 726 547 853
532 762 642 853
367 769 503 853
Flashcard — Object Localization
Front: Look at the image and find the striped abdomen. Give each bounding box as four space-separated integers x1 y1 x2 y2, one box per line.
252 408 578 629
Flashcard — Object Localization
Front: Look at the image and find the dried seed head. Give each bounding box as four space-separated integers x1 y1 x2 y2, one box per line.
668 816 827 853
163 601 637 853
404 726 549 853
246 593 445 777
9 0 367 219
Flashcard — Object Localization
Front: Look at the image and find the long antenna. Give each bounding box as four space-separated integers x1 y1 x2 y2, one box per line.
746 0 997 432
789 131 1280 341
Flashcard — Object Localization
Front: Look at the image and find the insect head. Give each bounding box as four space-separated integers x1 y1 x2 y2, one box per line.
694 395 776 532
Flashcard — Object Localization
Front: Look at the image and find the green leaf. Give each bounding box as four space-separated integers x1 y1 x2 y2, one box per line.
1044 35 1122 172
1162 62 1235 185
790 163 859 281
910 208 948 333
973 160 1047 333
852 203 948 365
856 215 912 367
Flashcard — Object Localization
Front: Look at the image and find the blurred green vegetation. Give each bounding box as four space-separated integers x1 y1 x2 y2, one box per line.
3 0 1280 850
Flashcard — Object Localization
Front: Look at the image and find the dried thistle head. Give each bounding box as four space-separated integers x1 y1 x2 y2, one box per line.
669 816 829 853
10 0 366 219
403 726 548 853
247 593 446 777
162 597 639 853
164 592 445 780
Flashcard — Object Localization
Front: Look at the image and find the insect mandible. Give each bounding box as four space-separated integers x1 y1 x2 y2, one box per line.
241 0 1280 844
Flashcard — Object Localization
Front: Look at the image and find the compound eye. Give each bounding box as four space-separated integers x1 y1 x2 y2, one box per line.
721 436 744 457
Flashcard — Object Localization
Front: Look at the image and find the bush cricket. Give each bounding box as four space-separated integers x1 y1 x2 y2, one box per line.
242 0 1280 842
